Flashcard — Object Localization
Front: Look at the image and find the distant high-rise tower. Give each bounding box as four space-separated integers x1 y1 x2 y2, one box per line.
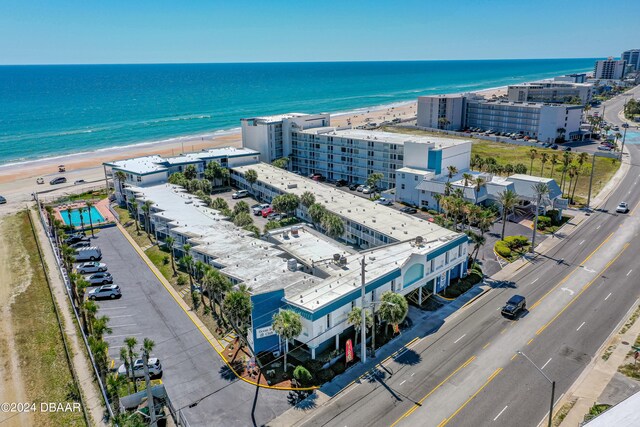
621 49 640 71
594 57 626 80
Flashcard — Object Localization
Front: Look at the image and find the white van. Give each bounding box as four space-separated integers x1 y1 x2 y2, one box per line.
75 247 102 261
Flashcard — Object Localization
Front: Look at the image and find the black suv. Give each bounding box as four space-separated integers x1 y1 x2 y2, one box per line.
335 179 349 187
63 233 88 245
501 295 526 318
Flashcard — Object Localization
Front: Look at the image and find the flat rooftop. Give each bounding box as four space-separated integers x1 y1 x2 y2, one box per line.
105 155 168 175
241 113 309 123
232 162 459 243
300 127 470 148
163 147 258 165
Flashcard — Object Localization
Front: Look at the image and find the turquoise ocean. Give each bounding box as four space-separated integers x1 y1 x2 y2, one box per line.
0 59 596 166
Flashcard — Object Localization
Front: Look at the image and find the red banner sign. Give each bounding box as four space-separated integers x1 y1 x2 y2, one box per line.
346 339 354 363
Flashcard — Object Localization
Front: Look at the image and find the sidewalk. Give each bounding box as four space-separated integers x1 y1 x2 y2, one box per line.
558 300 640 427
270 285 487 427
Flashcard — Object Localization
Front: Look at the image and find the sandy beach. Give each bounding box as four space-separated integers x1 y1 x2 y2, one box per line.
0 85 507 213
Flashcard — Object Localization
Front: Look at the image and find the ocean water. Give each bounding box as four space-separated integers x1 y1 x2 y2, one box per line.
0 59 596 165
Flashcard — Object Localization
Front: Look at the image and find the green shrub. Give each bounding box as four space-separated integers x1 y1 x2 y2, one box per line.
546 209 560 224
293 366 313 386
421 207 429 212
162 255 170 265
427 209 438 215
495 241 512 258
537 216 551 229
176 275 188 287
504 235 528 249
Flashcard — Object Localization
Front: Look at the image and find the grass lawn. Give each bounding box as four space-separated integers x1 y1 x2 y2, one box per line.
57 188 109 203
538 215 571 234
8 211 86 426
382 127 620 205
113 206 155 248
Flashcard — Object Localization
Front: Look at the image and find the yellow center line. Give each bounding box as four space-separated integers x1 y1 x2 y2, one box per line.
482 342 491 350
529 232 613 311
390 355 476 427
438 368 503 427
527 338 534 346
511 353 518 361
536 243 629 336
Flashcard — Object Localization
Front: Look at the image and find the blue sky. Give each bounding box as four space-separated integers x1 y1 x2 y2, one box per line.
1 0 638 64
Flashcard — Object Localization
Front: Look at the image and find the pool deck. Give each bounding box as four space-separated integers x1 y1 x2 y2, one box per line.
54 198 115 228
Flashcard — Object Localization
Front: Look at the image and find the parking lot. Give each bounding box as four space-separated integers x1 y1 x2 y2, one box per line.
81 226 290 426
214 189 272 228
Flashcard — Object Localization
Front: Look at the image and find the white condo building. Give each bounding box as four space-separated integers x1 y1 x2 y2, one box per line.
506 82 593 105
417 94 466 130
594 58 626 80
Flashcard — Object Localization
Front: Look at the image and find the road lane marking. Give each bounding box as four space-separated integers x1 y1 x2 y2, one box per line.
494 406 508 421
511 353 518 361
605 292 612 301
530 233 613 311
627 270 633 276
390 356 476 427
577 321 586 331
541 358 552 370
438 368 503 427
483 342 491 350
596 225 601 229
527 338 534 345
501 327 507 334
531 278 539 284
579 239 585 245
411 372 416 377
454 334 466 344
536 243 629 337
399 380 406 386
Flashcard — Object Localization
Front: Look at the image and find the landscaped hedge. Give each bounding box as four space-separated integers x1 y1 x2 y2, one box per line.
494 241 512 258
503 235 529 250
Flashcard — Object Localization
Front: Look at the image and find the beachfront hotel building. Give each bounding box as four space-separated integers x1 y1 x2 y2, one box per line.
416 94 583 142
240 113 330 163
416 94 466 130
103 147 260 203
622 49 640 72
594 58 626 80
554 74 587 84
117 168 468 359
506 82 593 105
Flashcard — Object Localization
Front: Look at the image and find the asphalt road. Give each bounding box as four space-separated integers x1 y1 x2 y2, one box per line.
292 87 640 427
91 227 291 426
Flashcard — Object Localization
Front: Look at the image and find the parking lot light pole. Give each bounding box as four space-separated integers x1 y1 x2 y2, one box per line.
516 351 555 427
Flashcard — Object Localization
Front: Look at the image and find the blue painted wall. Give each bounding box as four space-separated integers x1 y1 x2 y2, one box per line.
427 150 443 175
251 289 285 354
403 263 424 288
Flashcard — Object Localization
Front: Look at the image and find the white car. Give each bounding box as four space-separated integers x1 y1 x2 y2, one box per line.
232 190 249 199
88 284 121 300
616 202 629 213
76 261 107 274
362 186 373 194
117 358 163 379
375 198 393 206
252 203 270 215
85 272 113 285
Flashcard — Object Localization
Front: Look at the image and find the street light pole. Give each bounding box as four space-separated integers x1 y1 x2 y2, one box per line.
517 351 555 427
586 153 597 210
360 257 367 364
620 123 629 161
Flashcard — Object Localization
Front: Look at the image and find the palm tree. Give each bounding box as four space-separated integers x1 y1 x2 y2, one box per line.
559 152 572 193
583 103 591 122
566 165 578 200
549 154 559 179
244 169 258 197
202 267 232 317
85 200 95 237
272 310 303 371
114 170 127 199
498 189 519 240
347 307 372 348
106 373 127 415
88 336 109 383
141 338 157 427
308 203 327 229
528 149 537 175
141 200 154 237
300 191 315 209
446 165 458 182
181 244 195 290
571 152 590 203
92 316 112 341
437 117 451 130
78 207 86 234
223 284 252 334
462 173 473 190
502 164 514 176
434 193 443 213
539 152 549 176
469 232 486 268
130 201 140 234
165 236 176 275
530 183 549 253
322 213 345 238
83 300 98 335
444 181 453 196
124 337 139 392
476 157 486 172
473 177 486 204
378 292 409 336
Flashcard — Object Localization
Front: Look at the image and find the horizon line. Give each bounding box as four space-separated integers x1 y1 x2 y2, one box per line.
0 56 604 67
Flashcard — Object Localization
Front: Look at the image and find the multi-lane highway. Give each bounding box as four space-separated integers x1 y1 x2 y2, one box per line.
292 87 640 427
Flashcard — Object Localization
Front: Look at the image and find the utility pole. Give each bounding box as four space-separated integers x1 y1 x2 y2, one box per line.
620 123 629 161
531 193 541 253
517 351 555 427
586 153 597 209
360 257 367 364
142 343 157 427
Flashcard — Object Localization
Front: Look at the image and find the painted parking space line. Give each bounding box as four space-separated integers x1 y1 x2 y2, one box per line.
109 323 137 328
605 292 612 301
540 358 552 370
106 333 141 339
579 239 585 245
531 278 539 284
108 314 134 319
577 321 586 331
454 334 466 344
493 406 508 421
98 306 128 310
399 380 406 386
627 270 633 276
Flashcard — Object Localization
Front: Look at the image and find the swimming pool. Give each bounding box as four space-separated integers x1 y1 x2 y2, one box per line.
60 206 106 227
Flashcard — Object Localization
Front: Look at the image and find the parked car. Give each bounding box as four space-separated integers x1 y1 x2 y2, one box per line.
501 295 526 319
399 206 418 214
616 202 629 213
63 233 88 245
88 284 121 300
597 146 612 151
70 241 91 249
74 179 86 185
561 146 572 151
362 186 373 194
551 144 559 150
356 185 365 192
261 207 274 218
74 247 102 262
85 272 113 285
50 176 67 185
375 197 393 206
232 190 249 199
335 179 349 187
117 358 162 379
58 165 66 172
75 261 107 274
0 195 6 204
267 212 287 221
36 177 44 184
252 203 270 216
310 173 324 182
348 183 360 191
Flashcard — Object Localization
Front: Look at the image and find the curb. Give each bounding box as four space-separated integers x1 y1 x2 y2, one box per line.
116 222 318 392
